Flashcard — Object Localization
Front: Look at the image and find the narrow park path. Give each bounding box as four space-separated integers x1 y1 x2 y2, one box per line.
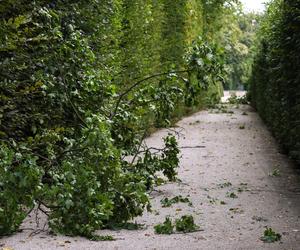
2 92 300 250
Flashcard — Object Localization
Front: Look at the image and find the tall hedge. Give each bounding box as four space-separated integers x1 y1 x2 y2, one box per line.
0 0 228 237
250 0 300 162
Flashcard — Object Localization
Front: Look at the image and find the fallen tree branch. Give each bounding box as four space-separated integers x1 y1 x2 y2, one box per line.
179 146 206 149
111 70 190 119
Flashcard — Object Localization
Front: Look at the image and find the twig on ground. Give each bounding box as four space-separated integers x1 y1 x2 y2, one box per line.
179 146 206 149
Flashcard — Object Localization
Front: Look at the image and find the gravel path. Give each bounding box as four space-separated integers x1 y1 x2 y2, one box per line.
2 96 300 250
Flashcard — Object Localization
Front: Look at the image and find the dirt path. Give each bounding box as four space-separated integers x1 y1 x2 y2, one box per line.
2 96 300 250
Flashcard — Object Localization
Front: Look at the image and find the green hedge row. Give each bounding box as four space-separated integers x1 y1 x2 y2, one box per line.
250 0 300 162
0 0 226 237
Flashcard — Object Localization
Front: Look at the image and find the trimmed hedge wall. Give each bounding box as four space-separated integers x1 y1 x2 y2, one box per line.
250 0 300 162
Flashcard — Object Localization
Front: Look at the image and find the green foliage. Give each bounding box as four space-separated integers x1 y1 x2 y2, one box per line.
160 195 192 208
88 235 116 241
161 0 187 70
0 0 229 238
45 127 179 237
121 0 163 82
186 37 225 107
154 217 174 235
250 0 300 163
160 135 180 180
261 227 282 243
218 182 232 188
224 12 261 90
227 93 248 104
175 215 199 233
239 125 245 130
269 169 281 177
226 192 238 198
208 1 262 90
154 215 199 234
0 143 43 236
129 134 180 191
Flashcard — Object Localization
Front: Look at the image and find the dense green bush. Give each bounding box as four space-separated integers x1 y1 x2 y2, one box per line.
250 0 300 162
0 0 230 238
0 143 42 235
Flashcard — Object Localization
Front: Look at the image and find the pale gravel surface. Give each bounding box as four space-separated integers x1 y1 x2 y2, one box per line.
1 92 300 250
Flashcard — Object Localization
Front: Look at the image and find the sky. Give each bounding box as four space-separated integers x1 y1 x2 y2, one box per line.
240 0 269 12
